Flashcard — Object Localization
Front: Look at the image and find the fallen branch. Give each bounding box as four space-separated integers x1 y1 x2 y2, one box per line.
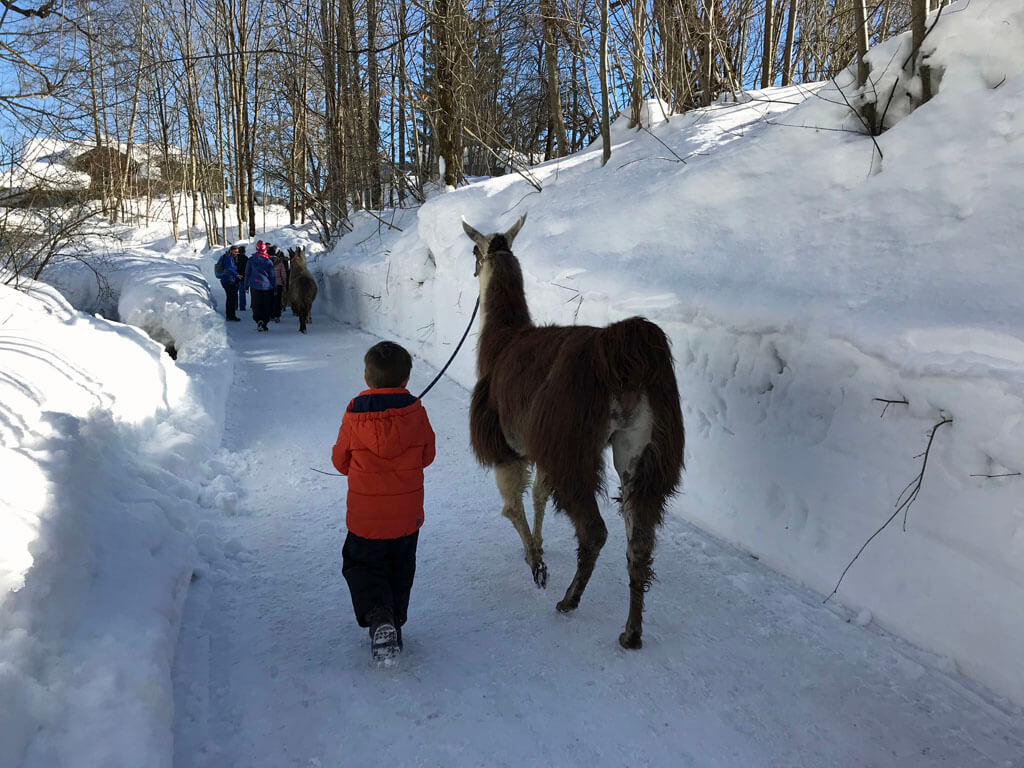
364 208 403 232
640 126 687 163
462 126 543 193
830 74 885 158
825 417 952 604
872 397 909 418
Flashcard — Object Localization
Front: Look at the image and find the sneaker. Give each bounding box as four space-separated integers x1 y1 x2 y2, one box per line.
371 622 400 664
227 315 241 322
369 608 400 665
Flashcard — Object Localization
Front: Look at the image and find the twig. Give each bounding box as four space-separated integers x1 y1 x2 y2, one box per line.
872 397 908 418
640 126 686 163
617 156 686 171
363 207 403 232
764 120 870 136
462 126 543 193
503 190 542 215
571 294 583 323
825 417 952 603
311 467 343 476
970 472 1021 479
829 74 884 160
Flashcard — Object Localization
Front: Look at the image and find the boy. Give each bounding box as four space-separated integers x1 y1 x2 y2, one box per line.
331 341 436 664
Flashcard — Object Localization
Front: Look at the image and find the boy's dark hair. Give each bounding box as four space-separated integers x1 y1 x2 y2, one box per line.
364 341 412 388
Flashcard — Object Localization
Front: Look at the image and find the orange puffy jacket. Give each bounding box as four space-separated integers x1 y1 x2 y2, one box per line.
331 388 436 539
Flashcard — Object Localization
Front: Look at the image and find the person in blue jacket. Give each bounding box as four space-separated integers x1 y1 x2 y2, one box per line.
244 240 278 331
216 246 241 321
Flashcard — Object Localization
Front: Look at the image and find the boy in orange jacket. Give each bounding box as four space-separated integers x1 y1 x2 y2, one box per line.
332 341 436 664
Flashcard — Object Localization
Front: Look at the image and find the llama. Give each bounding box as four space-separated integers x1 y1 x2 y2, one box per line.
462 214 685 649
287 247 318 333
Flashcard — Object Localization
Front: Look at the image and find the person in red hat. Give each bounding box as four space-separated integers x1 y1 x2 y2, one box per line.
244 240 277 331
331 341 435 664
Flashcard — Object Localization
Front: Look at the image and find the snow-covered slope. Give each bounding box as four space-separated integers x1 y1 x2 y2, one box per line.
314 0 1024 706
0 250 230 767
1 0 1023 763
0 198 324 765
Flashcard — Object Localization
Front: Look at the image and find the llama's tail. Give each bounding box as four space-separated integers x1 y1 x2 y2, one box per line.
600 316 686 510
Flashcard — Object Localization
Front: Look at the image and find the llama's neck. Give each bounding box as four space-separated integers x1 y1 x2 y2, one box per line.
477 254 532 340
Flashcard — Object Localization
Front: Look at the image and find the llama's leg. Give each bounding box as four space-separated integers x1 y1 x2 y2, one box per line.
619 485 659 649
495 460 548 588
530 467 551 554
555 497 607 613
611 398 659 649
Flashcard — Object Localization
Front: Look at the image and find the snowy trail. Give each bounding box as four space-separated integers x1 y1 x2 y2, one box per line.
171 314 1024 768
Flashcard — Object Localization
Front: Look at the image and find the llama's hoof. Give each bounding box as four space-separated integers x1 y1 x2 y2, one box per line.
556 597 578 613
532 561 548 589
618 631 642 650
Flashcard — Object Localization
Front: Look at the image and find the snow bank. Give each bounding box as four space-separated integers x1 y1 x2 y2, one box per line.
312 0 1024 706
0 233 233 765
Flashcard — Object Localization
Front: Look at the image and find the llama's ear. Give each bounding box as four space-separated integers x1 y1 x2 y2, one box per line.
504 213 527 245
461 217 488 250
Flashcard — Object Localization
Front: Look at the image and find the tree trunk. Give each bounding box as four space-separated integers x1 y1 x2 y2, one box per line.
760 0 775 89
433 0 463 186
781 0 797 86
599 0 610 166
541 0 568 153
912 0 933 103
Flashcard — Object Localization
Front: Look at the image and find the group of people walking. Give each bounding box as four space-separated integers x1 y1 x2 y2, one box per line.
215 240 290 331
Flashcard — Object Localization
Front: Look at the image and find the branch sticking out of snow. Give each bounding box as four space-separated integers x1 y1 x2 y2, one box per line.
825 417 952 604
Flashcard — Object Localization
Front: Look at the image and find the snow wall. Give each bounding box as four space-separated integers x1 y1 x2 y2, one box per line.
0 240 233 768
313 0 1024 707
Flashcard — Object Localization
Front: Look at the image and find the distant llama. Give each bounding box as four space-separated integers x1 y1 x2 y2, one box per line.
287 247 318 333
462 214 685 648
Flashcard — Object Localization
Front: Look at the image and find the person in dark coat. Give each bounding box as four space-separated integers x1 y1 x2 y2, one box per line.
244 240 277 331
331 341 436 663
234 245 249 311
216 246 241 321
269 246 288 322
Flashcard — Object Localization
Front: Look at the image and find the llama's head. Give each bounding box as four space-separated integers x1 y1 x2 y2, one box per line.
461 214 527 277
289 247 306 269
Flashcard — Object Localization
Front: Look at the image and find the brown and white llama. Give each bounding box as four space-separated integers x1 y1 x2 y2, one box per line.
287 247 318 333
462 214 685 649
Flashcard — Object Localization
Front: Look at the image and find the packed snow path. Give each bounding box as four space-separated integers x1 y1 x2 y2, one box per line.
171 314 1024 767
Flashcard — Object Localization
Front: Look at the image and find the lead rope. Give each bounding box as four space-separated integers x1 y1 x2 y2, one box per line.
416 296 479 400
311 295 480 476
